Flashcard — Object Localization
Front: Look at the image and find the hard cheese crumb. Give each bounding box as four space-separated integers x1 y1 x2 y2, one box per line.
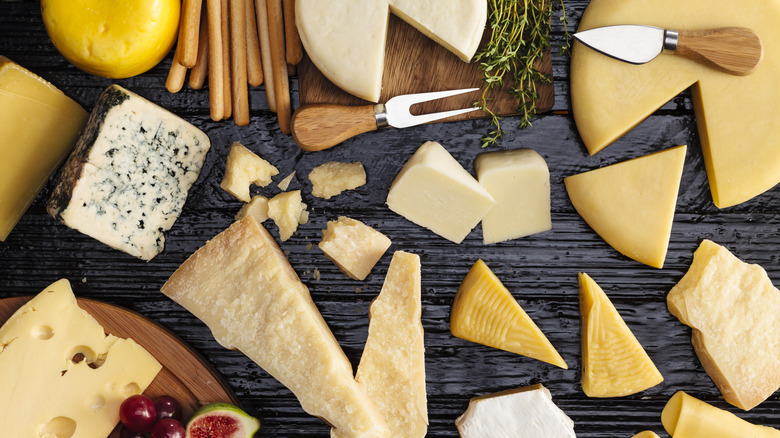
235 195 269 223
309 162 366 199
278 171 296 191
268 191 308 241
318 216 391 281
220 142 279 202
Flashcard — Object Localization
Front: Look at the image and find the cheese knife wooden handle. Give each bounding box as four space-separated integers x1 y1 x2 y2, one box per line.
674 27 763 76
291 103 377 152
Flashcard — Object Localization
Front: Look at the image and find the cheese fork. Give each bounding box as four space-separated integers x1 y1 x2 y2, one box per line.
290 88 480 151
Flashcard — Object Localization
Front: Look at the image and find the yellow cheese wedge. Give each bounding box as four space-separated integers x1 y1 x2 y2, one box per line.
0 57 88 241
41 0 179 78
0 279 161 437
571 0 780 208
662 391 780 438
161 216 390 437
579 273 663 397
667 240 780 410
319 216 392 281
333 251 427 437
450 259 567 369
632 432 660 438
564 146 686 269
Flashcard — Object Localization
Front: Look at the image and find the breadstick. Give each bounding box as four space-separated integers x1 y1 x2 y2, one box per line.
165 49 187 93
266 0 291 133
255 0 276 112
282 0 302 65
245 0 264 86
207 0 224 120
230 0 249 126
179 0 203 67
221 0 232 119
190 9 209 90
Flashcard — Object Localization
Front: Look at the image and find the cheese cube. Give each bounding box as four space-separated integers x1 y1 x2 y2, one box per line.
268 190 307 241
308 161 366 199
235 195 270 223
662 391 780 437
0 57 88 241
475 149 552 244
319 217 391 281
386 141 496 243
220 142 279 202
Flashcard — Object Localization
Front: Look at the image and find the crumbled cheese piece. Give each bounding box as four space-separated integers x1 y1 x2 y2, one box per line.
220 142 279 202
268 190 308 241
278 171 296 191
235 195 269 223
308 161 366 199
319 217 391 281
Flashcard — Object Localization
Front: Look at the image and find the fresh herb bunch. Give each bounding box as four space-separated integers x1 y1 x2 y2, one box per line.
475 0 570 147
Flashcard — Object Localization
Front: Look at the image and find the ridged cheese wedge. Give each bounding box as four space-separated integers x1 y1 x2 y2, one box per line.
662 391 780 438
450 259 567 369
564 145 686 268
579 273 663 397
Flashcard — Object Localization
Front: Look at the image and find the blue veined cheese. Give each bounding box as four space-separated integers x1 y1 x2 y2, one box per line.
47 85 210 260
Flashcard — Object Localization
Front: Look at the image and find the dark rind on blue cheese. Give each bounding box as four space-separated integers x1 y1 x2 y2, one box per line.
47 85 211 261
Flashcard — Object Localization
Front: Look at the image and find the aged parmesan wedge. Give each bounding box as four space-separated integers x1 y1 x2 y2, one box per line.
235 195 269 223
319 217 391 281
161 217 390 437
662 391 780 438
220 142 279 202
667 240 780 410
579 273 663 397
267 190 308 241
333 251 427 438
450 259 567 369
309 161 366 199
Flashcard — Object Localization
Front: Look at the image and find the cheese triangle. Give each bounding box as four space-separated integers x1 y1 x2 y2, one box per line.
564 145 686 269
579 273 663 397
450 259 567 369
662 391 780 438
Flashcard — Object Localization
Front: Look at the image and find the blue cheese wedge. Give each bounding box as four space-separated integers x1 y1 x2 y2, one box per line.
47 85 210 261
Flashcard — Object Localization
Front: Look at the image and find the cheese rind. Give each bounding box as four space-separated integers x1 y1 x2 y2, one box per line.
667 240 780 410
387 141 496 244
220 142 279 203
161 217 390 437
662 391 780 438
319 217 391 281
309 162 367 199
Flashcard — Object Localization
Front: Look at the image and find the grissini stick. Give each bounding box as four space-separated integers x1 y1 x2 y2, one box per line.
283 0 302 65
179 0 203 67
207 0 224 120
246 0 264 86
266 0 291 133
190 9 209 90
221 0 233 119
230 0 249 126
255 0 277 111
166 47 187 93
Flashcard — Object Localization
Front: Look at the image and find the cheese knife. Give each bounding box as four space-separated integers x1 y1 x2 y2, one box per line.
574 25 763 76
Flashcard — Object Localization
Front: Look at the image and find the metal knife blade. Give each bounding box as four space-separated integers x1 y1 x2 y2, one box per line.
574 25 669 64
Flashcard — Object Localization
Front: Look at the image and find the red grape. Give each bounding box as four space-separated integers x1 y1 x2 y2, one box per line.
119 394 157 433
119 425 145 438
154 395 183 421
151 418 186 438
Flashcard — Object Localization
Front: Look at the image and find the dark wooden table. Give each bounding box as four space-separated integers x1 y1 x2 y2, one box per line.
1 1 778 436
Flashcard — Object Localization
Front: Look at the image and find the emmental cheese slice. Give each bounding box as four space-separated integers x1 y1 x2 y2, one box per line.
564 145 686 269
450 259 567 369
0 279 162 438
333 251 427 438
571 0 780 208
579 273 663 397
667 240 780 411
161 216 390 437
662 391 780 438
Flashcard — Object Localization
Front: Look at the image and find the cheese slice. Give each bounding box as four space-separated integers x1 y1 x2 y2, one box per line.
632 432 660 438
0 57 88 241
0 279 161 438
662 391 780 438
571 0 780 208
295 0 486 102
455 384 575 438
579 273 663 397
450 259 567 369
333 251 427 438
319 216 392 281
667 240 780 411
564 145 686 268
161 216 390 437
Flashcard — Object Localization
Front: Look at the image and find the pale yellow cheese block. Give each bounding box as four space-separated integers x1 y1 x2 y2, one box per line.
571 0 780 208
579 273 663 397
235 195 270 223
267 190 308 241
662 391 780 438
333 251 427 438
564 145 686 268
220 142 279 202
632 431 660 438
0 56 88 241
319 216 392 281
309 161 367 199
161 217 390 437
668 240 780 410
0 279 161 438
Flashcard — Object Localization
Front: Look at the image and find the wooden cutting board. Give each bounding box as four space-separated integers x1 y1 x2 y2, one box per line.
0 296 239 437
298 14 554 121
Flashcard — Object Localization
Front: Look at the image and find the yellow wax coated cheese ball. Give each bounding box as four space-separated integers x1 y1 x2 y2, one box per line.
41 0 180 78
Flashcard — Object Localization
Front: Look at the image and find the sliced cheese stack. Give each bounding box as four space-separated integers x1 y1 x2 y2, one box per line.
662 391 780 438
0 57 88 241
319 217 392 281
161 216 390 437
571 0 780 207
667 240 780 410
450 259 567 369
0 279 162 437
564 145 686 268
579 273 663 397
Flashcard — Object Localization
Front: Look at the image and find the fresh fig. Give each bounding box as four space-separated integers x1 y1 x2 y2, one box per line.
185 403 260 438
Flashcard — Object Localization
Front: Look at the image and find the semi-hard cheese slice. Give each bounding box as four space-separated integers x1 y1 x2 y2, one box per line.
662 391 780 438
455 384 576 438
48 85 211 261
319 217 392 281
333 251 427 438
0 279 161 437
0 56 88 241
296 0 486 102
161 216 390 437
564 146 686 268
450 259 567 369
387 141 496 244
579 273 663 397
571 0 780 208
667 240 780 411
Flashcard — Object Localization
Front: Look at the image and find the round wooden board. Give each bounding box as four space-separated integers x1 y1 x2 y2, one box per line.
0 296 240 437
